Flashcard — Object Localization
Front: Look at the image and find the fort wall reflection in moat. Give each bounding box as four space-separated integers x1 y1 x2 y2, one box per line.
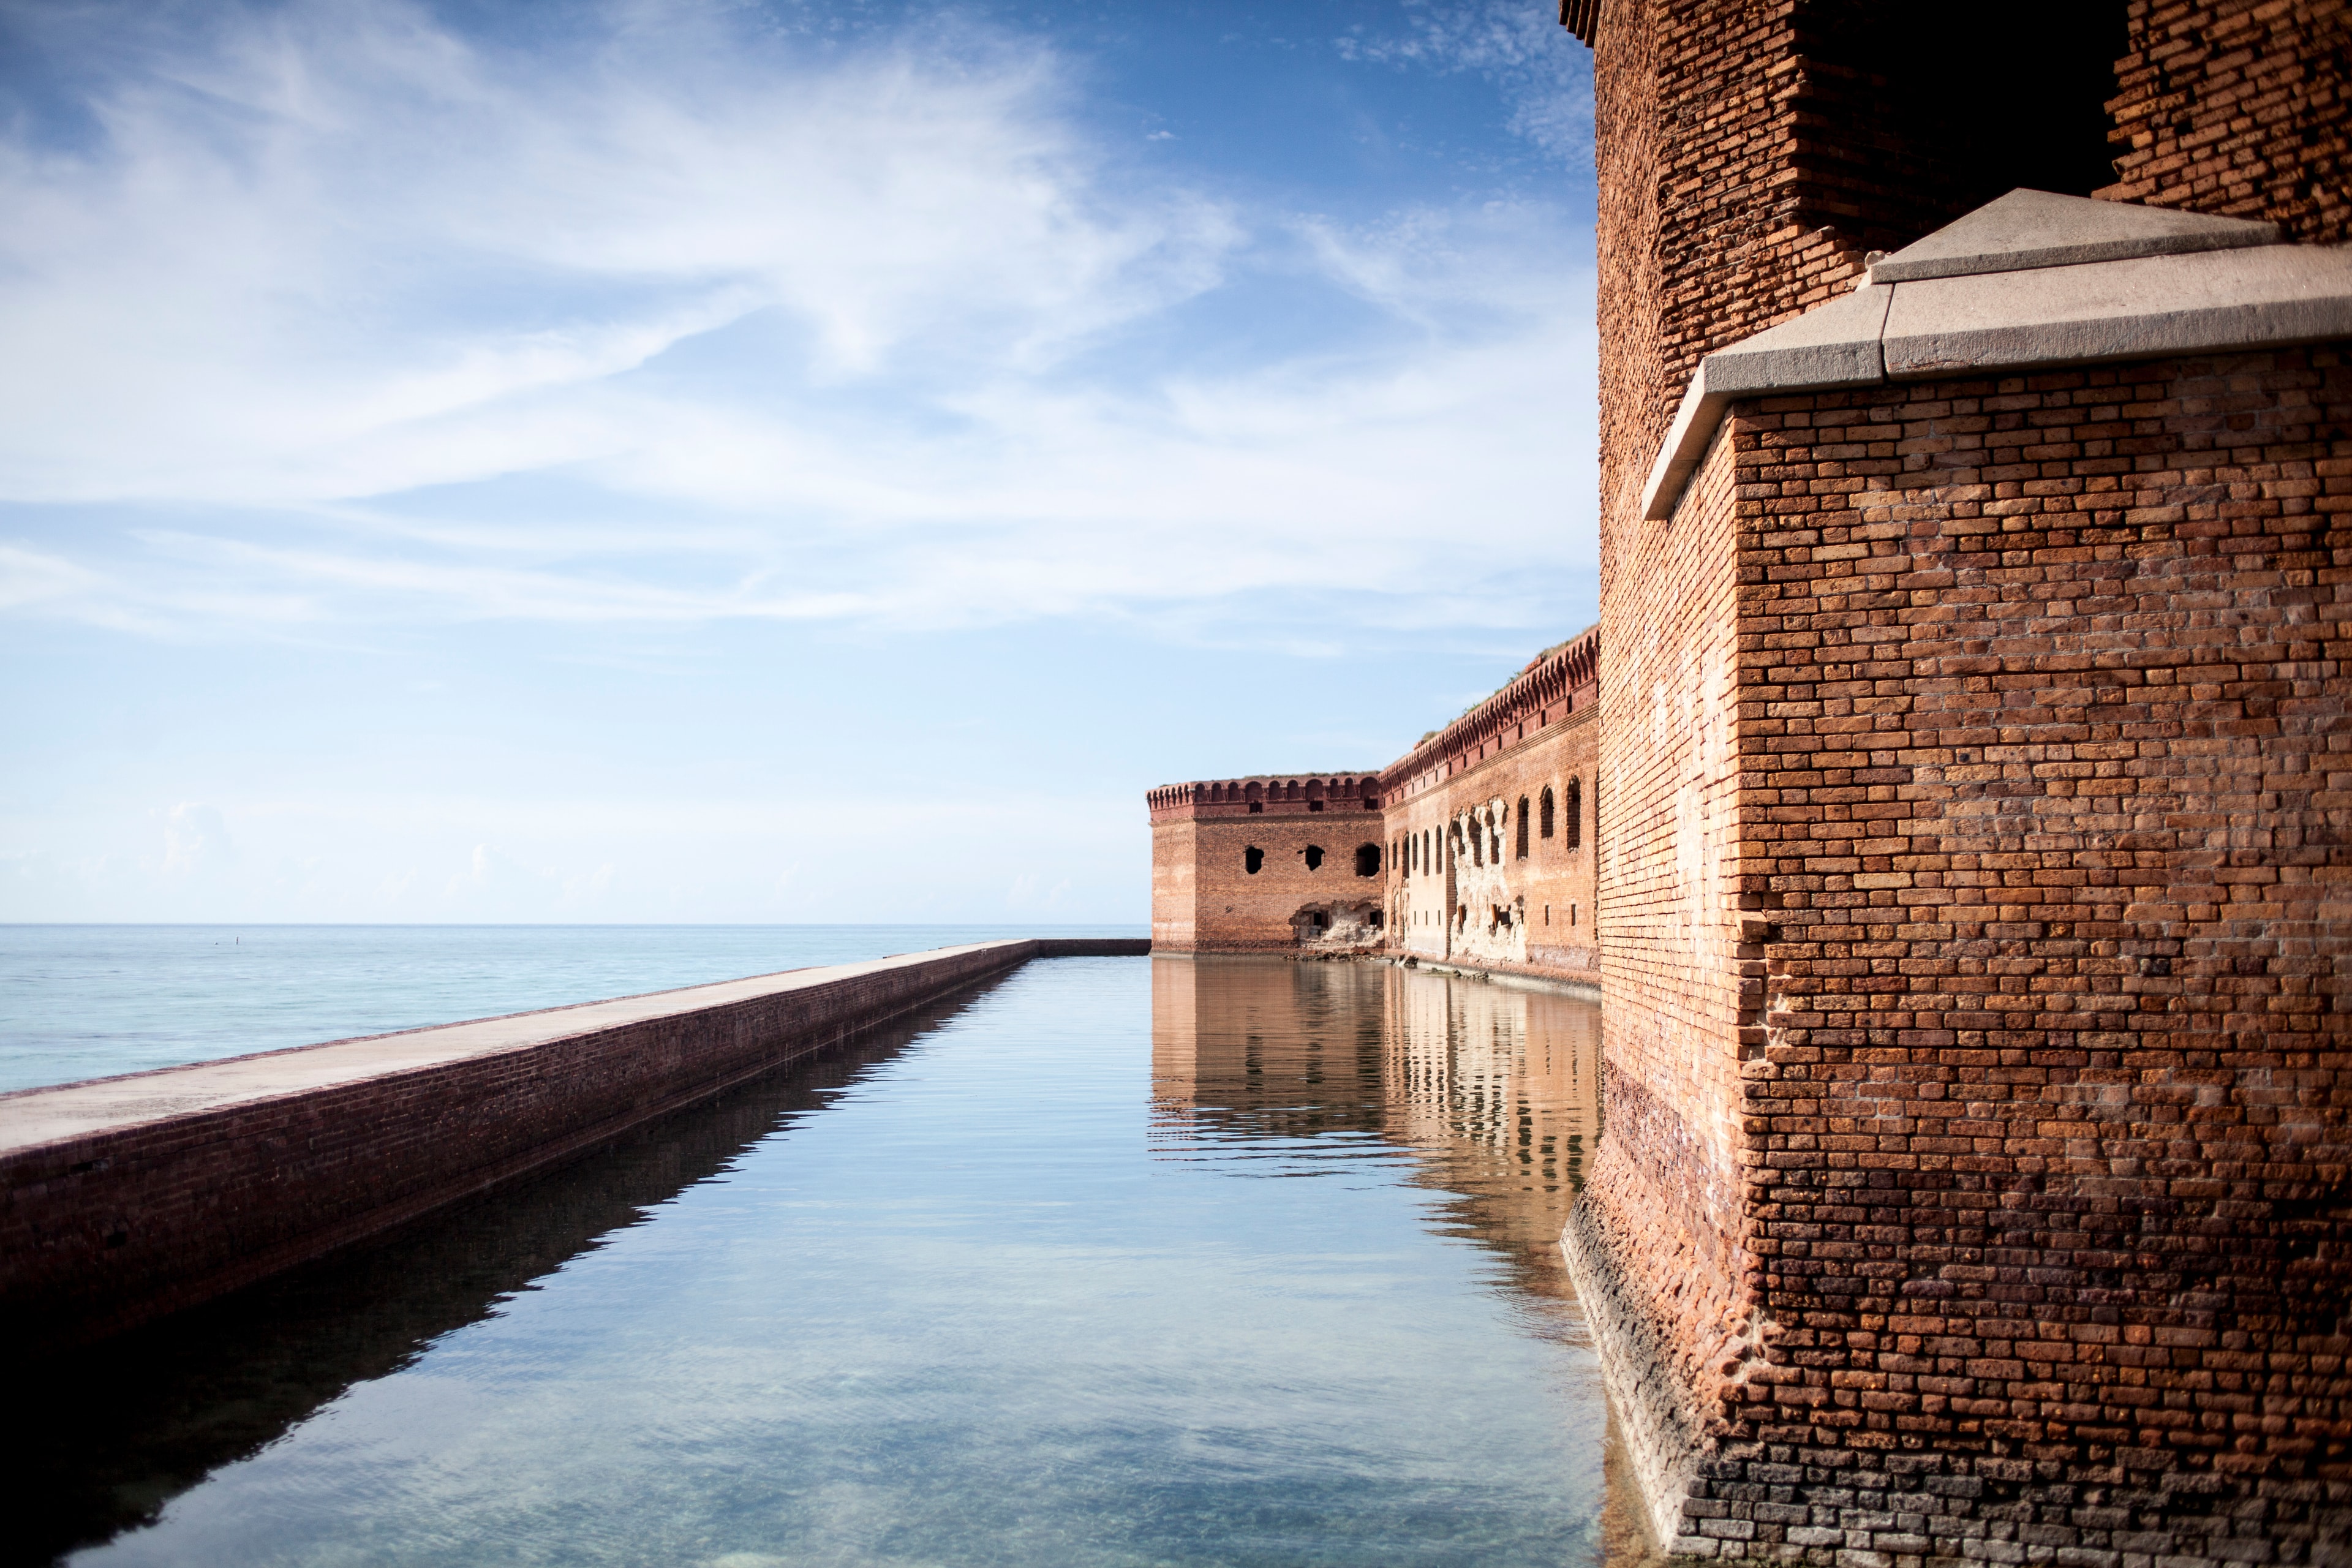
1151 956 1599 1302
1152 955 1672 1564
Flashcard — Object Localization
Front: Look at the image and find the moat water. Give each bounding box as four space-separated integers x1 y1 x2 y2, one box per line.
15 952 1636 1567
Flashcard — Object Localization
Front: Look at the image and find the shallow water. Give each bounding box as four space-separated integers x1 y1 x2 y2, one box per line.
18 954 1630 1567
0 924 1140 1092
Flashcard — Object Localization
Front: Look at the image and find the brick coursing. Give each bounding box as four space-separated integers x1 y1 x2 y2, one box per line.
1148 635 1604 982
1586 349 2352 1561
2104 0 2352 244
1576 2 2352 1561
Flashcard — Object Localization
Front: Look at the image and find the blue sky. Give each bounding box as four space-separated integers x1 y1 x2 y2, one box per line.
0 0 1597 923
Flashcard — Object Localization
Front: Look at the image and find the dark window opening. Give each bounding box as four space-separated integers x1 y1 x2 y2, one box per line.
1248 801 1262 814
1540 786 1555 839
1790 4 2127 257
1245 846 1264 875
1303 845 1324 871
1313 911 1329 929
1516 797 1530 860
1354 843 1381 877
1363 797 1379 810
1369 910 1383 929
1565 778 1583 851
1308 800 1324 812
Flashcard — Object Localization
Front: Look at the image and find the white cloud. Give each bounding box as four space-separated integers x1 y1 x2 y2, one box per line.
0 0 1597 643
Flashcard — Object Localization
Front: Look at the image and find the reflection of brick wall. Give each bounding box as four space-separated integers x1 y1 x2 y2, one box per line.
2105 0 2352 243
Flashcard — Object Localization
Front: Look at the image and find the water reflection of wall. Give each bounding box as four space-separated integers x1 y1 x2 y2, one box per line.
1150 956 1600 1297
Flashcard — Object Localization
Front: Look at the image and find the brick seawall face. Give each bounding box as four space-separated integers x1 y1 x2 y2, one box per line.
0 940 1145 1351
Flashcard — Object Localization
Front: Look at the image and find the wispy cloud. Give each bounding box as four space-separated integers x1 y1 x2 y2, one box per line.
0 0 1596 642
1335 1 1594 162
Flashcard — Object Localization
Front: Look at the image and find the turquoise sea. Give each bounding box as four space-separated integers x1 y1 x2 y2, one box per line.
6 933 1632 1566
0 924 1142 1094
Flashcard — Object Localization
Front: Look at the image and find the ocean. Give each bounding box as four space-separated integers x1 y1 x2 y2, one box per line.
0 924 1146 1094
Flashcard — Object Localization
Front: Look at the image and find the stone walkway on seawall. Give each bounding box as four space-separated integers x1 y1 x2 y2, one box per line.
0 938 1147 1353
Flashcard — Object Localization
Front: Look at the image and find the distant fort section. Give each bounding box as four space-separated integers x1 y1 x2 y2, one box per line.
1156 0 2352 1561
1148 627 1600 986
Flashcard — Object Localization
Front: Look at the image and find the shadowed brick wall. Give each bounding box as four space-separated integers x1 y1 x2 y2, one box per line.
1594 0 2128 548
2104 0 2352 244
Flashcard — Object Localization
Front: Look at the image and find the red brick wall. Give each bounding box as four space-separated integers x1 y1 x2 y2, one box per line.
1575 3 2352 1556
1576 426 1760 1547
1594 0 1870 545
1389 707 1600 977
2105 0 2352 244
0 942 1140 1351
1706 349 2352 1555
1150 638 1604 984
1151 817 1200 951
1149 776 1389 952
1583 344 2352 1558
1187 815 1390 951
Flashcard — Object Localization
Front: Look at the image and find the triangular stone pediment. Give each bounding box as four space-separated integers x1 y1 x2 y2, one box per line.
1869 188 2280 283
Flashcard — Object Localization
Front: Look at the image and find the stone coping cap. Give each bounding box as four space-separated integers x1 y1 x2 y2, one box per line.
1867 187 2279 283
0 940 1031 1156
1640 193 2352 521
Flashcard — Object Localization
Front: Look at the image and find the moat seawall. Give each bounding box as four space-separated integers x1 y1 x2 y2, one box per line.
0 937 1147 1351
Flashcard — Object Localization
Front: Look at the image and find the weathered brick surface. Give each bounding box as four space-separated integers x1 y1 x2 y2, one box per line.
1150 634 1603 983
1586 344 2352 1566
1148 775 1391 951
1387 630 1602 978
1583 417 1763 1551
1647 349 2352 1562
0 940 1144 1350
1574 2 2352 1561
2104 0 2352 244
1593 0 2126 557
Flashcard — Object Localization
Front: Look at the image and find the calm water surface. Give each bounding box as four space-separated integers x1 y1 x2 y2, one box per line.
18 954 1635 1567
0 924 1139 1092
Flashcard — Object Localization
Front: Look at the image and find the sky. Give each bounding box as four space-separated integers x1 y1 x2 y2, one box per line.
0 0 1599 924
